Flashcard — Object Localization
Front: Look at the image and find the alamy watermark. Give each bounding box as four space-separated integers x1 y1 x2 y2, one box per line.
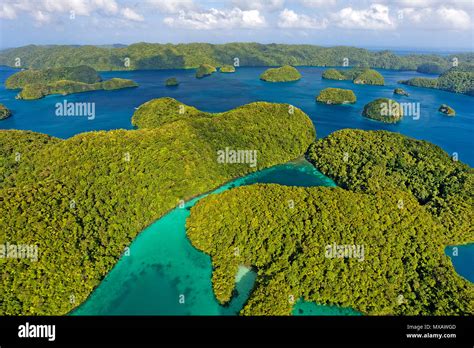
217 147 258 167
325 243 365 262
381 100 420 120
55 100 95 120
0 243 38 262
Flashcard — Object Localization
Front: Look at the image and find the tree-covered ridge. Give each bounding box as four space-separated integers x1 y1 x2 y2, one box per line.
187 184 473 315
131 97 210 129
306 129 473 241
5 65 101 89
1 43 472 72
400 66 474 96
316 88 356 104
17 78 138 100
322 68 384 85
362 98 403 123
196 64 216 78
0 103 12 120
0 99 315 315
260 65 302 82
417 62 448 75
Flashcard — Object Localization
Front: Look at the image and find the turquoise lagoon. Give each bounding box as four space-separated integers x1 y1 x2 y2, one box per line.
72 160 336 315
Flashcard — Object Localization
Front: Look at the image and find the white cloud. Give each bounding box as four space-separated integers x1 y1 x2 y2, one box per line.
0 0 142 24
147 0 196 14
164 7 266 29
121 7 144 22
399 6 471 30
0 3 17 19
390 0 473 10
299 0 337 8
332 4 396 30
231 0 285 12
278 8 328 29
32 10 52 24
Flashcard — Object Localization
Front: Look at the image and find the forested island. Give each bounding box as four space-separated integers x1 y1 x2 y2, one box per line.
400 65 474 96
186 129 473 315
0 104 11 120
307 129 473 239
220 65 236 73
165 77 179 86
260 65 301 82
195 64 216 78
393 88 409 96
1 43 472 72
316 88 356 104
362 98 403 123
439 104 456 116
0 98 315 315
5 65 137 99
322 68 384 85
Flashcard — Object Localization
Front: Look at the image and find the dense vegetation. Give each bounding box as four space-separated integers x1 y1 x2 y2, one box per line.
316 88 356 104
6 66 137 99
187 129 473 315
196 64 216 78
400 66 474 96
5 65 101 89
306 129 473 239
0 99 315 315
260 65 301 82
220 65 236 73
0 104 11 120
1 43 472 72
131 97 209 129
17 78 137 100
417 62 448 75
393 88 409 96
165 77 179 86
439 104 456 116
187 184 473 315
362 98 403 123
322 68 384 85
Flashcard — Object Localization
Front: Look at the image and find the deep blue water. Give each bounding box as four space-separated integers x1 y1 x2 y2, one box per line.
1 65 473 166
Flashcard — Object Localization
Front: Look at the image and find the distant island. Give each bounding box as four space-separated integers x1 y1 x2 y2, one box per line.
260 65 301 82
165 77 179 86
5 65 137 100
362 98 403 123
1 43 472 73
322 68 384 85
399 65 474 96
439 104 456 116
196 64 217 78
220 65 236 73
393 88 409 96
0 103 11 120
316 87 356 104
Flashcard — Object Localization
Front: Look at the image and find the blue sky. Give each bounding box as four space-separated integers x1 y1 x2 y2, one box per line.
0 0 473 50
